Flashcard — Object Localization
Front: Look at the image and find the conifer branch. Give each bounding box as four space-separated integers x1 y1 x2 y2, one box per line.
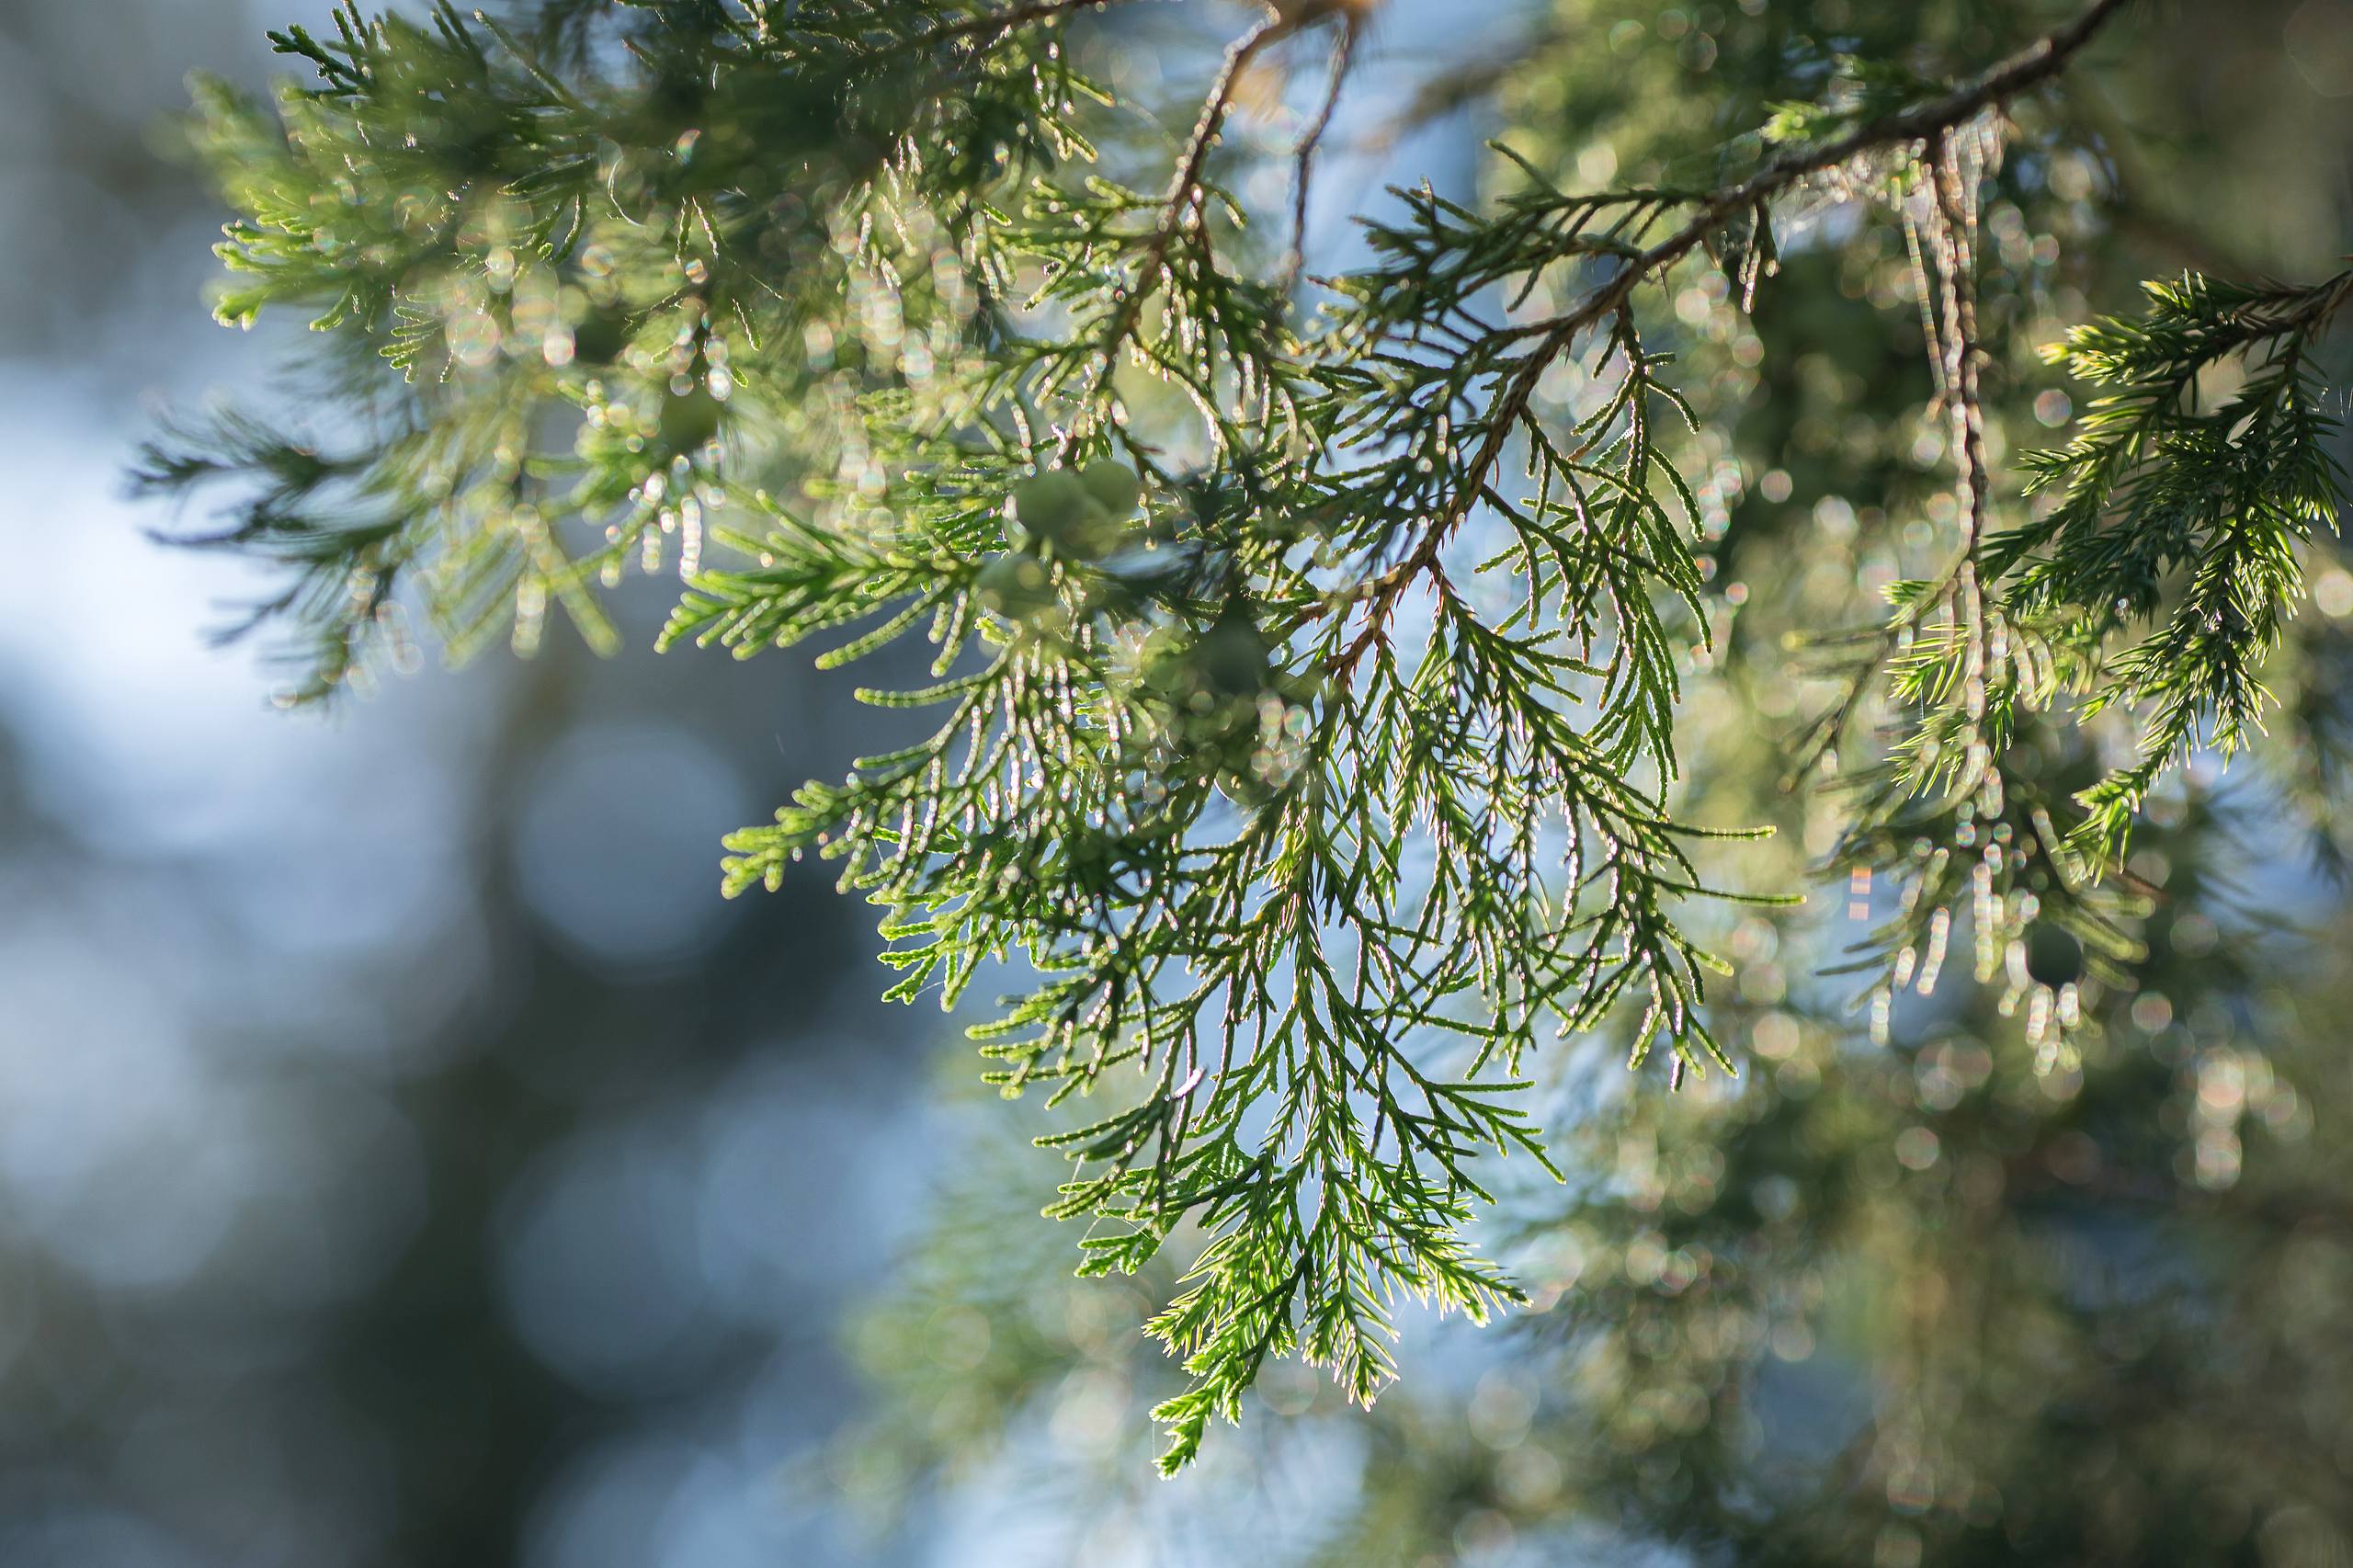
147 0 2353 1480
1324 0 2137 665
1065 7 1288 442
1280 9 1361 290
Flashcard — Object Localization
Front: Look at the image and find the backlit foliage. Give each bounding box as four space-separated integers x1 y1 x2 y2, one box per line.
142 0 2348 1471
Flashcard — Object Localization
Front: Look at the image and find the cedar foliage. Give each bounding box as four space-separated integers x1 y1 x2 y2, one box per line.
141 0 2350 1480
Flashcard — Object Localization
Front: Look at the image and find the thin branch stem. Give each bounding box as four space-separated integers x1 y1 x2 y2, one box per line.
1280 12 1361 292
1931 129 1992 738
